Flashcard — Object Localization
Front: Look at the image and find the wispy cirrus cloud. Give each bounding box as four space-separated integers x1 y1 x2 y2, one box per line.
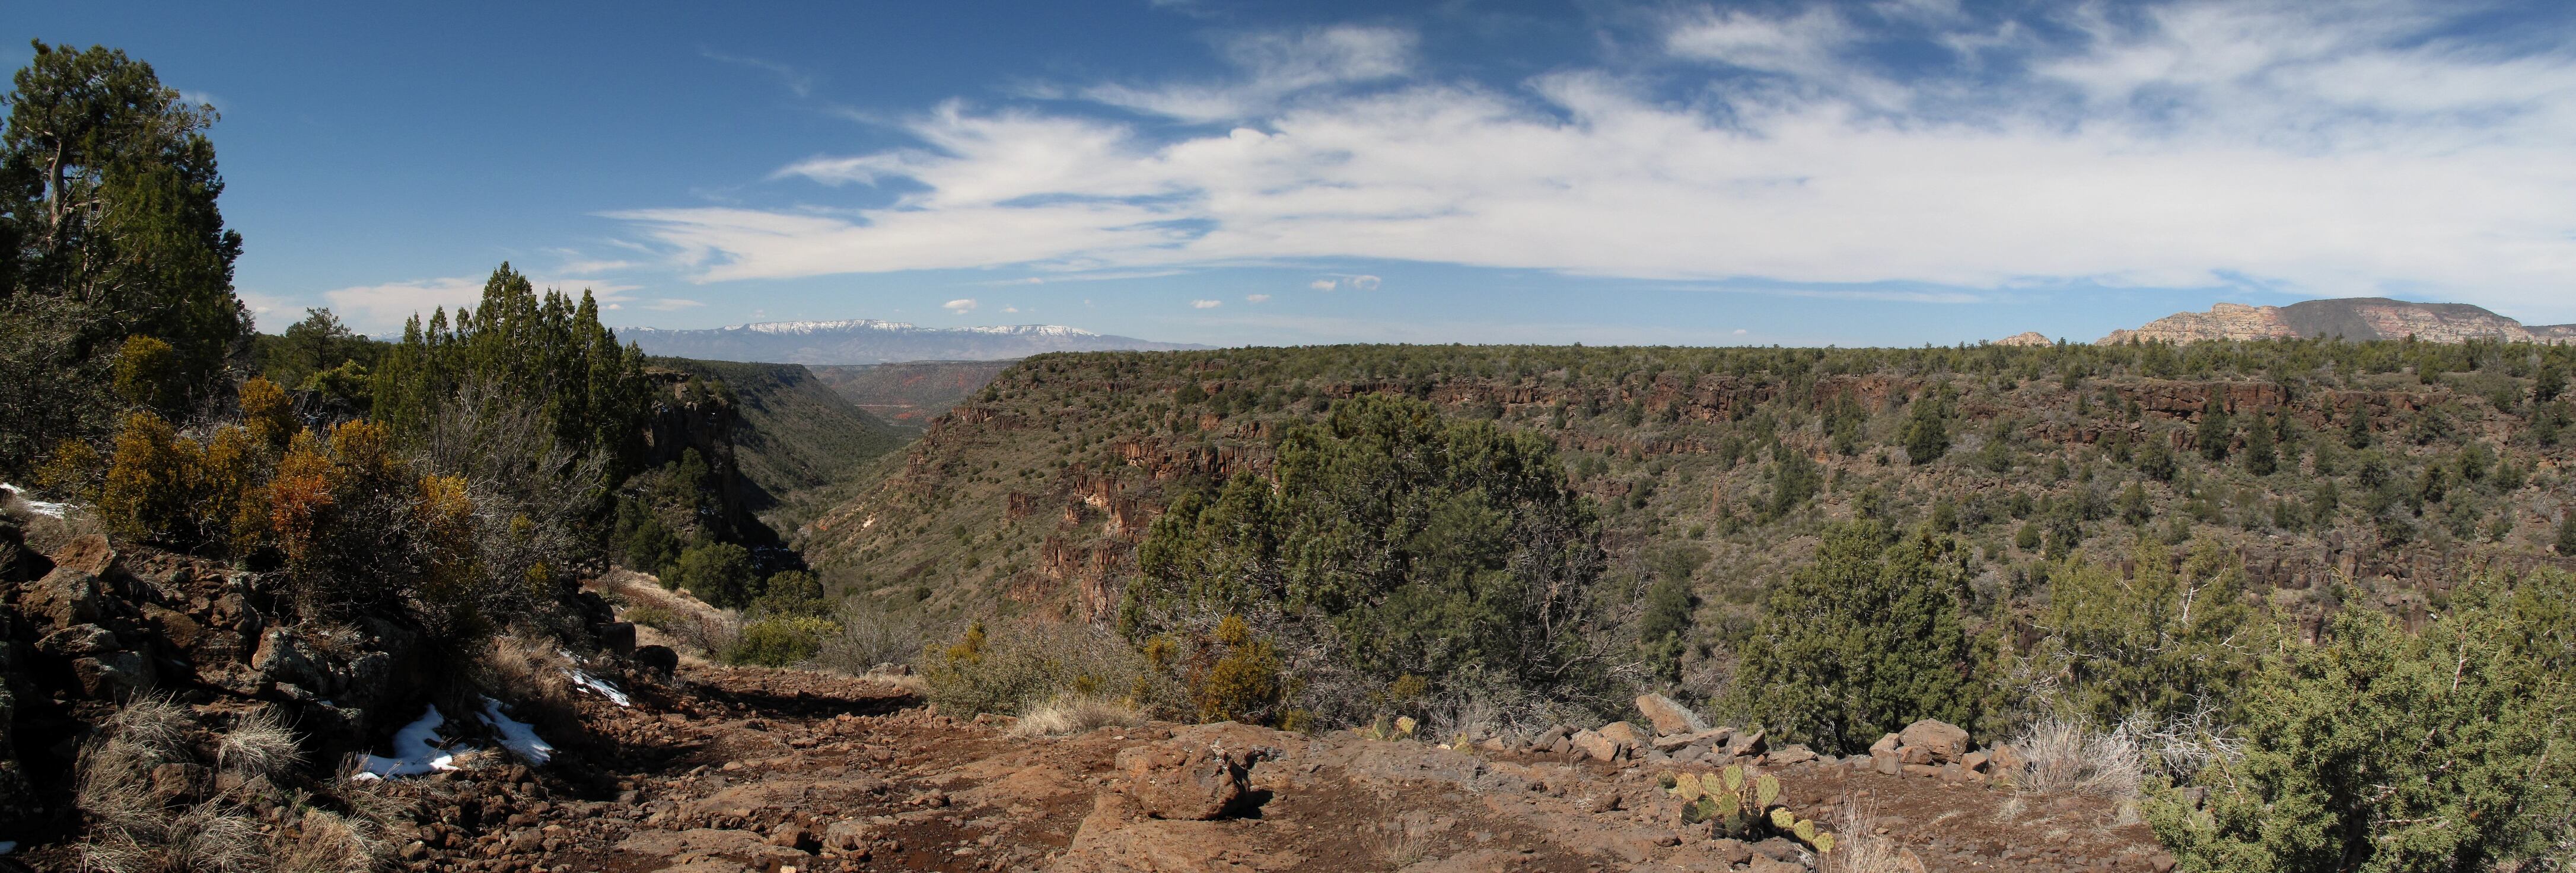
702 49 817 98
609 2 2576 320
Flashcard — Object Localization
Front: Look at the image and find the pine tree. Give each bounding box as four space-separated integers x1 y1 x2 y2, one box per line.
2345 406 2374 449
0 42 247 470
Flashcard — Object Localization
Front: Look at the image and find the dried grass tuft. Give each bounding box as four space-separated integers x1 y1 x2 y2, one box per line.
276 808 387 873
1818 794 1914 873
2007 716 2147 799
215 708 302 782
1011 694 1147 737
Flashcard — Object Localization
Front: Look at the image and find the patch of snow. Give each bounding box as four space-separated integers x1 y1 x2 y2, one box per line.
352 706 463 780
0 483 67 519
565 668 631 708
480 696 555 765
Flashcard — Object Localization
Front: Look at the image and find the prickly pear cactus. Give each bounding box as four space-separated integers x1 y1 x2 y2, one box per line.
1674 772 1705 801
1793 818 1817 842
1721 764 1745 792
1769 807 1795 830
1394 716 1418 738
1813 832 1836 855
1657 771 1679 791
1755 773 1781 809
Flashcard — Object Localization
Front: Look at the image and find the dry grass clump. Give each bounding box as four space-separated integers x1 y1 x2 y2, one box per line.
473 630 583 734
215 708 303 783
2007 716 2147 799
1011 694 1147 737
275 808 389 873
1817 795 1918 873
72 697 404 873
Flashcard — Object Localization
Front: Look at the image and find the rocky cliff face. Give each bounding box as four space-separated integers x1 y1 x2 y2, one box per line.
2100 298 2576 345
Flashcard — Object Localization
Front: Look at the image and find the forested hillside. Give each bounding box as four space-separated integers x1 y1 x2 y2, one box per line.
804 339 2576 693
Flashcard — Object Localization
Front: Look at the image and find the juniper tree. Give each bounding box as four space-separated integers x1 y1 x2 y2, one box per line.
1724 521 1986 753
2148 571 2576 872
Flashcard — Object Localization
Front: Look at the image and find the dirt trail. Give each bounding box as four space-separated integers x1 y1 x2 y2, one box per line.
383 661 2166 873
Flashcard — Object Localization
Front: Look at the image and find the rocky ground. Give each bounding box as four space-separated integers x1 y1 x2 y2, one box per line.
374 661 2170 873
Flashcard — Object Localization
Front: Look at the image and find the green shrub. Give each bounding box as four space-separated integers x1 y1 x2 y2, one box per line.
670 541 757 607
922 618 1179 719
1722 521 1988 753
2021 538 2268 727
1121 393 1611 725
2148 571 2576 871
725 616 839 667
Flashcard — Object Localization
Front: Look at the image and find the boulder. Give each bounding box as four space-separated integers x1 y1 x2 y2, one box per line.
1112 722 1285 820
1764 744 1817 766
72 650 155 698
36 623 120 657
1596 721 1644 748
1869 733 1902 756
633 645 679 676
821 818 875 851
599 621 638 654
1873 750 1901 776
21 568 108 628
1569 729 1620 762
1897 719 1970 763
47 534 119 577
253 629 329 693
1725 729 1766 759
1634 693 1710 736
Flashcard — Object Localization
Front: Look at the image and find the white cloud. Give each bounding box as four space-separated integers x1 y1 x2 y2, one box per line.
1191 299 1222 308
702 49 817 98
1083 25 1416 122
644 298 705 311
608 2 2576 321
1337 273 1382 291
1245 294 1271 303
943 298 979 313
1733 328 1749 335
1003 305 1021 313
1308 279 1339 291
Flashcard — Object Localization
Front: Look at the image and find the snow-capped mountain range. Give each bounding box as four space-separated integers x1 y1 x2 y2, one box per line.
620 319 1205 364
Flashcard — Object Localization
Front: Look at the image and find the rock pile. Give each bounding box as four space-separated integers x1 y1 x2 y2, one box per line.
1858 718 2016 785
1486 694 1823 772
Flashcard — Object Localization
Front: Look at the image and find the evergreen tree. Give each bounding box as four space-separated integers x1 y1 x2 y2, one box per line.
2149 571 2576 871
2138 436 2177 482
1901 393 1951 465
369 263 651 476
2345 406 2374 449
0 42 246 470
2196 397 2232 461
2029 538 2265 727
2243 409 2278 476
1724 521 1986 753
1126 393 1610 721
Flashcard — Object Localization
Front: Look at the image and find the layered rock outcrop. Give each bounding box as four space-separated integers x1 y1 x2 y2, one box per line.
2100 298 2576 345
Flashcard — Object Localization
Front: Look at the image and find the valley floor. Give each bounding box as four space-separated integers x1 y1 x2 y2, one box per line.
384 661 2166 873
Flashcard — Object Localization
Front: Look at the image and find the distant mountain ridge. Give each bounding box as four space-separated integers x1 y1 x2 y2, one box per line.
2098 298 2576 345
622 319 1206 364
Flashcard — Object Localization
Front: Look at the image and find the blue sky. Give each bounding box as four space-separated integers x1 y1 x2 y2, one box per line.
12 1 2576 346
